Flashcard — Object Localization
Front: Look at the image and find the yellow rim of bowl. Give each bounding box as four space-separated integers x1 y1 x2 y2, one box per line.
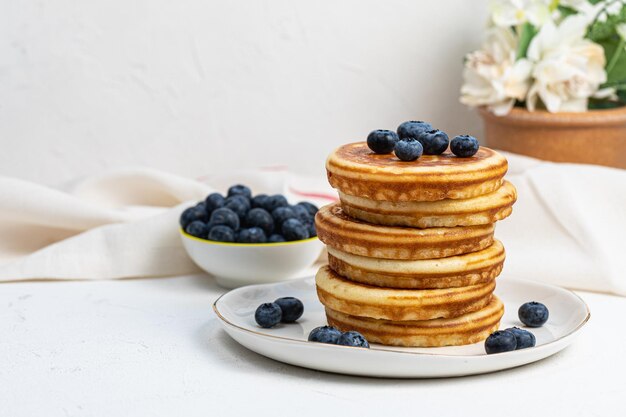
180 228 319 247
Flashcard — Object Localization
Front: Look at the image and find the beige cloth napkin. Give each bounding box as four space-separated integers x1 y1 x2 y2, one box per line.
0 158 624 295
0 169 210 280
498 153 626 295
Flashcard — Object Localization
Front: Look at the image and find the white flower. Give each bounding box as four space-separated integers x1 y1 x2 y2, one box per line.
606 0 625 16
461 27 533 115
561 0 625 13
592 0 626 23
526 15 607 112
558 0 589 9
489 0 552 27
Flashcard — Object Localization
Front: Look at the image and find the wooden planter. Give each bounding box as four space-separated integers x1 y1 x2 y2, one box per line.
479 106 626 169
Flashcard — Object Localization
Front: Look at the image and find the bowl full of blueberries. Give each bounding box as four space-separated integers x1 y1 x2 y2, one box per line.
179 184 324 288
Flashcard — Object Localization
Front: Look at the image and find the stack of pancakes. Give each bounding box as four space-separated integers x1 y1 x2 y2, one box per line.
314 142 517 347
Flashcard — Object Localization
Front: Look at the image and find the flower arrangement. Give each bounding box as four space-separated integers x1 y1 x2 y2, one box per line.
461 0 626 114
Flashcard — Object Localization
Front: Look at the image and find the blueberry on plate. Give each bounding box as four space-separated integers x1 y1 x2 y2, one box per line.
246 208 274 235
282 218 309 241
208 225 236 242
209 207 240 230
224 195 251 220
265 194 289 212
227 184 252 200
450 135 480 157
506 327 536 349
180 205 209 228
272 206 297 225
394 139 423 161
205 193 225 213
397 120 433 140
337 331 370 348
367 130 399 154
291 204 312 223
237 227 267 243
308 326 342 344
296 201 318 216
251 194 270 209
518 301 549 327
418 129 449 155
274 297 304 322
255 303 282 328
268 234 286 243
484 330 517 354
185 221 208 238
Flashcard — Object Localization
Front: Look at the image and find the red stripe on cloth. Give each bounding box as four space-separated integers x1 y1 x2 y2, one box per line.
288 186 338 202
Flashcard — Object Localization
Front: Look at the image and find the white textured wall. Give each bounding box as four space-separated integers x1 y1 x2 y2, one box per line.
0 0 488 185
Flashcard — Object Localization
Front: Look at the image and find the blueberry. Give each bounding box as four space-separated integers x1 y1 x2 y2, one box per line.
266 194 289 212
205 193 225 213
506 327 536 349
274 297 304 323
179 205 208 228
418 129 449 155
337 331 370 348
254 303 282 328
397 120 433 140
367 129 399 154
307 221 317 237
246 208 274 235
224 195 250 221
208 225 236 242
268 234 286 243
308 326 342 344
195 202 207 212
282 218 309 241
394 139 423 161
237 227 267 243
518 302 549 327
209 208 240 230
272 206 297 225
484 330 517 354
291 204 312 223
451 135 480 157
296 201 318 216
251 194 270 209
227 184 252 200
185 221 208 238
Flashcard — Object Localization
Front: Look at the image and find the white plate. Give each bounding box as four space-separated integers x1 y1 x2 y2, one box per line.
213 277 590 378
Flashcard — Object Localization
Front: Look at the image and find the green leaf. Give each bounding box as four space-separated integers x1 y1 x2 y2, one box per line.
599 36 626 85
517 23 537 59
588 4 626 42
605 81 626 90
557 5 577 18
590 86 626 110
588 99 622 109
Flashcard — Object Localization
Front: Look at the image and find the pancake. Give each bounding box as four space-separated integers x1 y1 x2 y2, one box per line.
315 203 495 260
327 239 505 289
315 265 496 321
325 295 504 347
339 180 517 228
326 142 508 202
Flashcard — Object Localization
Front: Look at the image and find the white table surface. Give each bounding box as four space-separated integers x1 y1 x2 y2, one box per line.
1 274 624 417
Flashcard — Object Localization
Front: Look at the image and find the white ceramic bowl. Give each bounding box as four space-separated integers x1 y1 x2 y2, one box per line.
180 229 324 288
